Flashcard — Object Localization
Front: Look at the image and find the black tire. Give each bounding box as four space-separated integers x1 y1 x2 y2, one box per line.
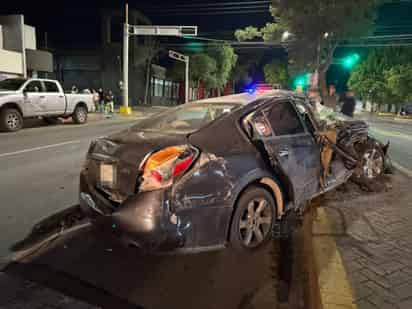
72 105 88 124
0 108 23 132
230 186 276 251
352 139 385 185
43 117 60 125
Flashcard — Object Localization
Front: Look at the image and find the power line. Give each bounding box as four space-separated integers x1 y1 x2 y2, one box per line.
143 5 269 14
144 10 269 16
140 1 270 9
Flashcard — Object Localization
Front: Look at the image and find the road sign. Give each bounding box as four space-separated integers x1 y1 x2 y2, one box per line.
129 25 198 37
169 50 188 62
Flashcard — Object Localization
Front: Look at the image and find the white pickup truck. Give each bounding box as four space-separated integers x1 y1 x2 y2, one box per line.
0 78 95 132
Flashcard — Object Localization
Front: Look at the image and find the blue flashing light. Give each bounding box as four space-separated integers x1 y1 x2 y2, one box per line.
245 84 257 94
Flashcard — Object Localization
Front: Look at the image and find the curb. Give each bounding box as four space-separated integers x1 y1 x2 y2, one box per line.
304 203 357 309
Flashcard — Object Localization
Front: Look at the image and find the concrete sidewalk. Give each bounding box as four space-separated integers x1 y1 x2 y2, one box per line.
310 173 412 309
0 272 98 309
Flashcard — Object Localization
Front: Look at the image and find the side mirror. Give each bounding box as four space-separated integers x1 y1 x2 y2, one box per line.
22 89 28 96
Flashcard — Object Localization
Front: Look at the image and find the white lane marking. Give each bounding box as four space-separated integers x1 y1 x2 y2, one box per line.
0 140 81 158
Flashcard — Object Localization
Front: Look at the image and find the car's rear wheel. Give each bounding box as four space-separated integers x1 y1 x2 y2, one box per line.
0 108 23 132
230 186 276 251
72 105 88 124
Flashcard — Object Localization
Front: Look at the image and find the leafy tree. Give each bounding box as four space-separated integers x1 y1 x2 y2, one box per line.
190 53 218 90
209 44 238 94
235 0 381 96
385 64 412 103
348 47 412 112
235 26 262 42
263 59 289 87
167 44 237 94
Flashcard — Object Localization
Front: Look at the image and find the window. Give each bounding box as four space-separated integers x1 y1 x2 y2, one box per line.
133 103 239 133
24 81 43 93
265 101 305 136
0 78 27 91
44 81 59 93
154 79 164 97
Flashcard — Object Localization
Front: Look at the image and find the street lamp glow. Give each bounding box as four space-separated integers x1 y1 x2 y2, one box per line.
282 31 291 41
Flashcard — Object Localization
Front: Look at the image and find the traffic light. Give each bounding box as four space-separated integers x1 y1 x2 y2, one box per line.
293 73 310 90
342 53 360 69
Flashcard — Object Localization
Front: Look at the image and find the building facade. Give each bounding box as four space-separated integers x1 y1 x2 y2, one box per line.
0 15 53 80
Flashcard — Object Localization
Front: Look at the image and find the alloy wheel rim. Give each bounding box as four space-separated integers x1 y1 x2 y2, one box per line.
6 113 20 129
363 148 383 179
239 197 273 248
77 109 86 122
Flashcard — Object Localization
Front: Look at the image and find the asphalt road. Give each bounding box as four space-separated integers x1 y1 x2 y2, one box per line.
365 117 412 174
0 116 140 261
5 224 297 309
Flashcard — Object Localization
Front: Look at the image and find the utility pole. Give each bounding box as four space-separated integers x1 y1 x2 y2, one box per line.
169 50 190 103
121 3 130 115
121 3 197 114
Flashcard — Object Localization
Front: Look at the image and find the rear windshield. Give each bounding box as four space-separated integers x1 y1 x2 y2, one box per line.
0 78 27 91
133 102 240 133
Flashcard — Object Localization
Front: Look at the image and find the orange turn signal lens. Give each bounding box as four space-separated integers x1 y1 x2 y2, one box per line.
143 146 184 174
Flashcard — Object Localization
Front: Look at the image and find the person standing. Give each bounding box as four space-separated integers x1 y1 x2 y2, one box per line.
341 91 356 117
105 90 115 117
91 89 100 112
97 88 105 113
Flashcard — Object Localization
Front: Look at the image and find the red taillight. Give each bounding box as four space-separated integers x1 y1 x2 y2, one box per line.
173 156 195 177
151 170 163 183
140 145 198 191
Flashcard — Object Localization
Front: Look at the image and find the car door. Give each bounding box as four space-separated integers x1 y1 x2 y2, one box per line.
254 99 322 207
43 81 66 114
21 80 47 116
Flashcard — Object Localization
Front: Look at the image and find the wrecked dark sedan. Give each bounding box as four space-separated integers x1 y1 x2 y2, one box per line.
79 90 389 253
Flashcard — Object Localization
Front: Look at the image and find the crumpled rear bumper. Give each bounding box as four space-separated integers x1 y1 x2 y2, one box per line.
79 171 185 251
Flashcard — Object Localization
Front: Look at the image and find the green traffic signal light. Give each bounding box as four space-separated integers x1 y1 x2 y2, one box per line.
342 53 360 69
293 73 311 88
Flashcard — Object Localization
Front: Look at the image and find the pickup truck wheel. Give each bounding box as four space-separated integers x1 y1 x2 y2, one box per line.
0 108 23 132
72 106 88 124
230 186 276 251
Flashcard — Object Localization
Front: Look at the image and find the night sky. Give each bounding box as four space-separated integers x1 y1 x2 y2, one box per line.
1 0 411 90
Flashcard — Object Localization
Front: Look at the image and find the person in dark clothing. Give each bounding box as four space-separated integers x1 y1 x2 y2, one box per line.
105 90 115 116
341 91 356 117
97 88 104 113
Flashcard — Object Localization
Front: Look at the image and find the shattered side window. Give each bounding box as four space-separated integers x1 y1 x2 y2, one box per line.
265 101 305 136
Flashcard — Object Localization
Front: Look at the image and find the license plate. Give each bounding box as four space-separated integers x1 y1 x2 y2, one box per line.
100 163 115 187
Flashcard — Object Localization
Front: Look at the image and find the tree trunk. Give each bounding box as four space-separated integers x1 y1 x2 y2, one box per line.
144 58 152 105
318 70 328 98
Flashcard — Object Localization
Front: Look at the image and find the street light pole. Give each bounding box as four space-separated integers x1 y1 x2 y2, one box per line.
121 3 130 114
121 6 197 113
169 50 190 103
185 57 189 103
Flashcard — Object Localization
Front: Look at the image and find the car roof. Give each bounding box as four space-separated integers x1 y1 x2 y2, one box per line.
193 90 306 106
